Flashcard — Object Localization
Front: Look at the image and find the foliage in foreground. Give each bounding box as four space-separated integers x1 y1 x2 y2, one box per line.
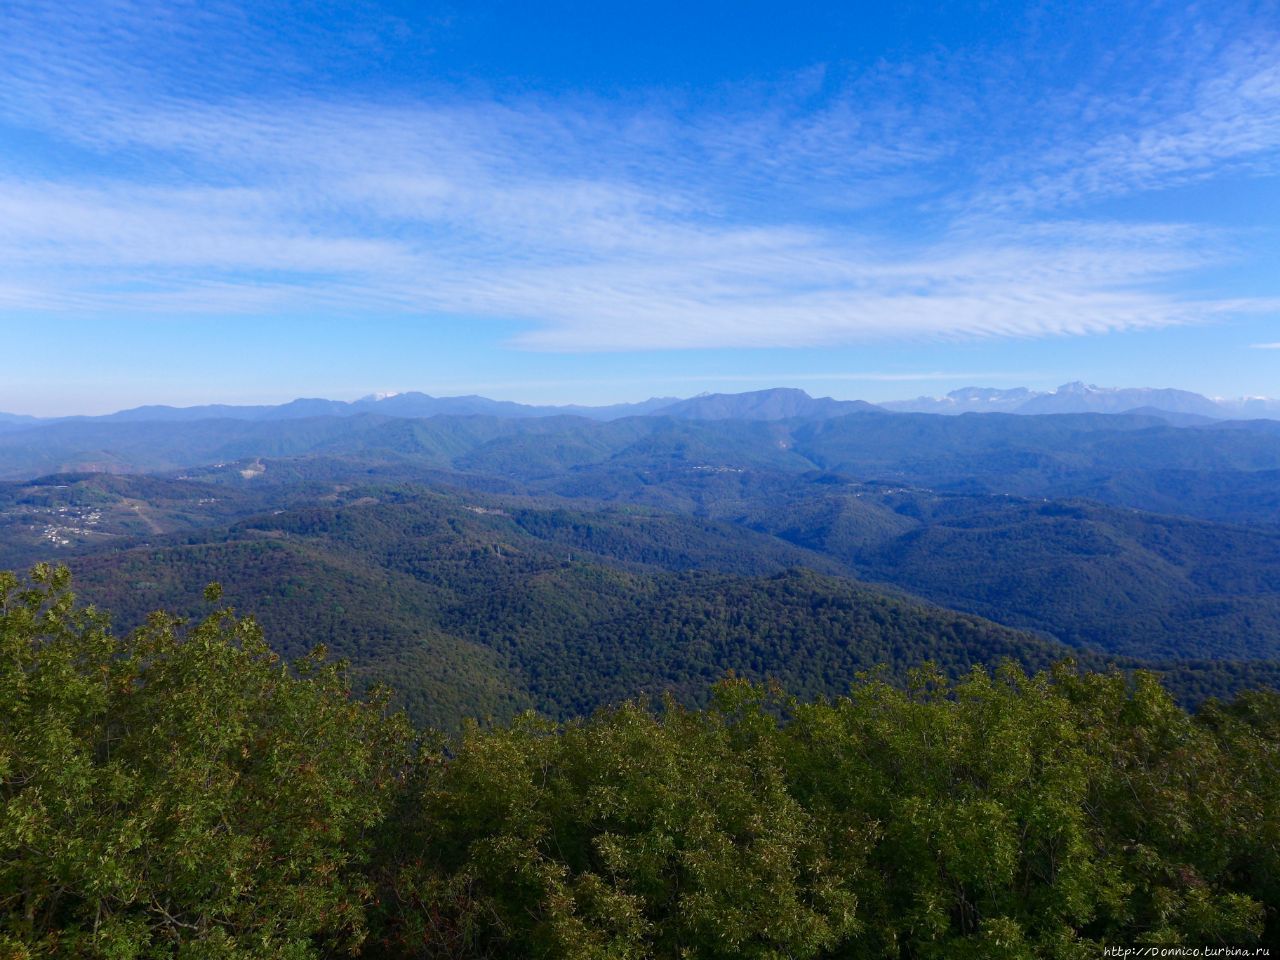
0 566 413 958
2 569 1278 958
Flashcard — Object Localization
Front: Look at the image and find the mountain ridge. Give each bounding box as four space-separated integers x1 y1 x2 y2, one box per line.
6 383 1278 425
883 381 1280 418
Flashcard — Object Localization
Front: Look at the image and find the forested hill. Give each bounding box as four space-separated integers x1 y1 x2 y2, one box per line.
5 399 1280 728
9 458 1280 669
52 488 1073 726
4 568 1279 955
5 407 1280 526
17 482 1275 728
5 405 1280 952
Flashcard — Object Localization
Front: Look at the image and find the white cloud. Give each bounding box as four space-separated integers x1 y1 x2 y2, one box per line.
979 40 1280 213
0 1 1278 350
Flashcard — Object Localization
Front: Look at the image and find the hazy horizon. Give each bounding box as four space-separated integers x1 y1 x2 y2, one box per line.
5 378 1278 420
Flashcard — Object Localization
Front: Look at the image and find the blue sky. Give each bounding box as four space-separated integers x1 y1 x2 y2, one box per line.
2 0 1279 415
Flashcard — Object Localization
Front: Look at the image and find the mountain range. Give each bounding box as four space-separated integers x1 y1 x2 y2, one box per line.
3 383 1278 429
3 376 1280 729
883 381 1280 418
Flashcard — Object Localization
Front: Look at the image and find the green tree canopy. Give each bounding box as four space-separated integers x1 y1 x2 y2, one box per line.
0 565 413 958
2 568 1277 958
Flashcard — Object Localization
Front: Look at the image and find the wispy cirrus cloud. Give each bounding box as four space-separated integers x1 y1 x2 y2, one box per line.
973 38 1280 214
0 0 1278 351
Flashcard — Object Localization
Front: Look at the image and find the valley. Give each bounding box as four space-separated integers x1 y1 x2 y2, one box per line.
4 393 1279 729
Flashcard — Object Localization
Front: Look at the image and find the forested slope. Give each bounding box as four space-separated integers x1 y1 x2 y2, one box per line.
44 486 1280 727
9 409 1280 528
4 570 1278 957
8 457 1280 699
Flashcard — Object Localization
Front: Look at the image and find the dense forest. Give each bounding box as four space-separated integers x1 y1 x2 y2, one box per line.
4 567 1278 957
8 409 1280 526
5 405 1280 955
8 411 1280 672
9 482 1275 727
5 468 1280 729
